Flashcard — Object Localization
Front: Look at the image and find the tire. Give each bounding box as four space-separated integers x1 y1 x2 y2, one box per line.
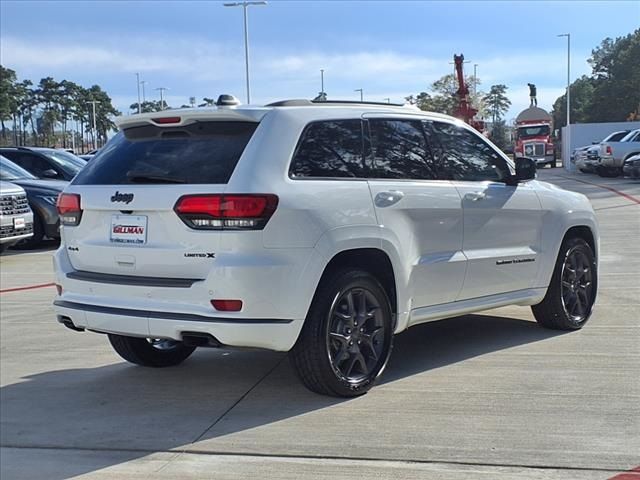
597 166 620 178
290 269 394 397
532 237 597 330
18 212 44 249
108 334 196 367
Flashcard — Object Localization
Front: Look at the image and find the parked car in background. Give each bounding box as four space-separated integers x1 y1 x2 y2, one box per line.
596 129 640 177
0 147 85 181
623 153 640 179
0 155 68 247
78 149 100 162
574 130 631 173
0 181 34 253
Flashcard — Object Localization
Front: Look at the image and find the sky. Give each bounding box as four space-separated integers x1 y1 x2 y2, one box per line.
1 0 639 121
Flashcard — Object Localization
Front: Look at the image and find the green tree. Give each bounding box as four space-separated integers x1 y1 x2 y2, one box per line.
408 74 484 117
0 66 18 143
483 84 511 124
552 29 640 124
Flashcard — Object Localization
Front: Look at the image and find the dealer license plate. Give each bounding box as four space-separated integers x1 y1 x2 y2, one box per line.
110 215 147 245
13 217 25 229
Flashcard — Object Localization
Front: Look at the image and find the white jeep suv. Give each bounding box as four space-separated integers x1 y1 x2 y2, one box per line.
53 99 599 397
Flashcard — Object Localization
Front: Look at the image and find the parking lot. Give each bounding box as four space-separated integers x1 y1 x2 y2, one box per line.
0 168 638 480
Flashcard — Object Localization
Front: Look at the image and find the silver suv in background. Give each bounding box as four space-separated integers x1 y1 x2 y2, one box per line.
0 181 33 253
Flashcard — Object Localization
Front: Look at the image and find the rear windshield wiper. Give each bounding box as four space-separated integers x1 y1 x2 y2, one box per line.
126 172 186 184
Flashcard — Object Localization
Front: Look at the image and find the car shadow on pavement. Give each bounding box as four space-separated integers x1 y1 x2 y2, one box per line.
0 313 566 479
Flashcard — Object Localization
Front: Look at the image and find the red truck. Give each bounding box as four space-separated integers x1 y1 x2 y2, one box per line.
514 106 557 168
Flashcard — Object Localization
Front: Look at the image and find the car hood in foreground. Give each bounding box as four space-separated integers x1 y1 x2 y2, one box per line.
9 178 68 195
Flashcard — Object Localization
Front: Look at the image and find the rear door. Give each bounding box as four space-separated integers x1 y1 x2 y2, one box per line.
63 120 258 279
365 117 465 308
430 121 543 300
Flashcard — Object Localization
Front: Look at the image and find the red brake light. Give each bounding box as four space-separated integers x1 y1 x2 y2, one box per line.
211 299 243 312
174 194 278 230
56 193 82 226
151 117 181 124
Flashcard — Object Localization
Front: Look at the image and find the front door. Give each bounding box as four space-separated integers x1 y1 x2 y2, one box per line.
430 121 543 300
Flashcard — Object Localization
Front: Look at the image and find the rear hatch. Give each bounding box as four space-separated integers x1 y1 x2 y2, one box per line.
62 117 260 279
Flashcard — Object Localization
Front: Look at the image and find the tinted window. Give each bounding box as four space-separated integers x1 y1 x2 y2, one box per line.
432 122 511 182
5 152 54 177
73 121 258 185
0 156 37 180
368 119 437 180
290 120 365 178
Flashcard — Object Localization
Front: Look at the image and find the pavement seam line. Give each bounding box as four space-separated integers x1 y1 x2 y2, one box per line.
555 175 640 204
0 445 626 473
189 354 287 444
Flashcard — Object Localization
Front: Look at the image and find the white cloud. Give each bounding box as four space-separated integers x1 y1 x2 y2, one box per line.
1 35 584 119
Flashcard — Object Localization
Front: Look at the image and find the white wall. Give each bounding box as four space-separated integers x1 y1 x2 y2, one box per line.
562 121 640 171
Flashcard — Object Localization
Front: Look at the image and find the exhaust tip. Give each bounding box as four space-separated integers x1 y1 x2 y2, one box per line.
181 332 222 348
57 315 85 332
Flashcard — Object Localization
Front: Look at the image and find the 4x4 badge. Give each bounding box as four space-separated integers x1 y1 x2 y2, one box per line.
111 191 134 204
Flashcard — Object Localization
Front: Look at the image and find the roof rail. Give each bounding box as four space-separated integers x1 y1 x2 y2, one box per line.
265 99 406 107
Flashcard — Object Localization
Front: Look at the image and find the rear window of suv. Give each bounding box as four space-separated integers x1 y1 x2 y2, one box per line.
72 121 258 185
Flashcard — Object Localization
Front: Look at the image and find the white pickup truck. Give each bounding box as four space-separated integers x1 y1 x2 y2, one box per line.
597 128 640 177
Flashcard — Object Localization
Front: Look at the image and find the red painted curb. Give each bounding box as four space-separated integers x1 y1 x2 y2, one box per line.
0 282 55 294
608 466 640 479
557 175 640 205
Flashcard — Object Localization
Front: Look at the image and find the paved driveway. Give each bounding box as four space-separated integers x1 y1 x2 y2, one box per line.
1 169 638 479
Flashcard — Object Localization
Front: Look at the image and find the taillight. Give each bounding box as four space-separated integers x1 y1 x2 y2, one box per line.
56 193 82 226
174 194 278 230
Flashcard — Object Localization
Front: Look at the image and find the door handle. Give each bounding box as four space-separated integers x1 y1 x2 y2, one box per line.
375 191 405 207
464 191 486 202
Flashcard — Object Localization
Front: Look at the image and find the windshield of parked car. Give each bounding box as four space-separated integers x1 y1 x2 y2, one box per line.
41 150 85 172
517 125 550 138
602 131 630 142
0 156 38 180
620 130 640 142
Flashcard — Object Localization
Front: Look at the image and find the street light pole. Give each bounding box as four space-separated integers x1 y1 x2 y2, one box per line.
155 87 168 110
135 73 141 114
355 89 363 102
140 80 147 103
473 63 478 97
558 33 571 167
87 101 100 150
320 69 324 94
224 1 267 104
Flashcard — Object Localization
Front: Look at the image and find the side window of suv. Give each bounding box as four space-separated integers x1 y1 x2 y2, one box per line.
3 152 50 176
368 119 437 180
290 120 366 178
431 121 511 182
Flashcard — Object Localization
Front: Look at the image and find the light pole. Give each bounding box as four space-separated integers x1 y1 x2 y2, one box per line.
473 63 478 97
155 87 168 110
355 89 363 102
558 33 571 167
140 80 147 103
384 98 390 103
224 1 267 104
87 101 100 150
320 69 324 94
135 73 141 114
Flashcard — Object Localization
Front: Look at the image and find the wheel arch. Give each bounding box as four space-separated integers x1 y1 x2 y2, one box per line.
315 248 398 329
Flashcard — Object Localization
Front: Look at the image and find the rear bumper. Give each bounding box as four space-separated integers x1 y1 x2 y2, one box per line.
54 299 302 351
52 246 316 351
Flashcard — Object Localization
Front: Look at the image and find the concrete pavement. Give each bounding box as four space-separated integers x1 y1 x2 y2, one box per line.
1 169 638 479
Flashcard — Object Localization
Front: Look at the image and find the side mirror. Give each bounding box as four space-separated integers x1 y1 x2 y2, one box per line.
514 157 536 182
41 169 60 179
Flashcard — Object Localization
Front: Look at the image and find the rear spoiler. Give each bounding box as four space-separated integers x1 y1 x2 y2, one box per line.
115 108 269 130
